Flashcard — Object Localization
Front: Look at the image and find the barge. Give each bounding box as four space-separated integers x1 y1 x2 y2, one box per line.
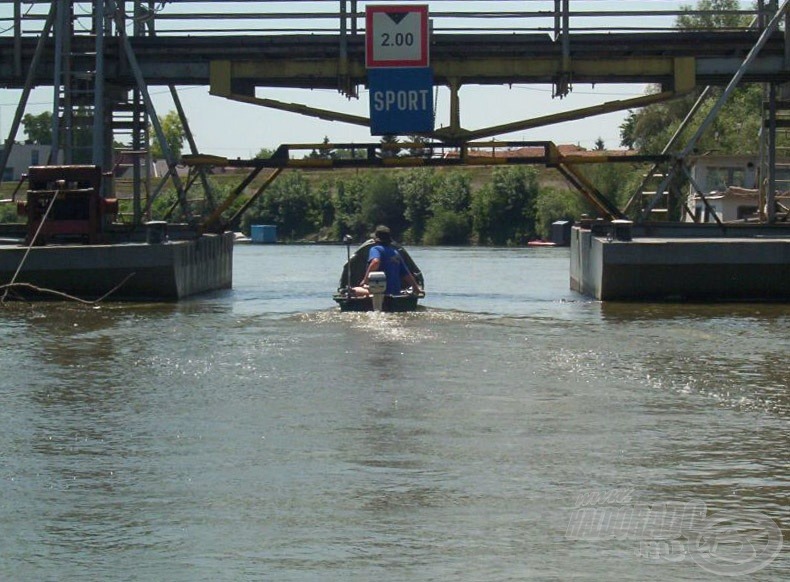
571 221 790 301
0 165 233 301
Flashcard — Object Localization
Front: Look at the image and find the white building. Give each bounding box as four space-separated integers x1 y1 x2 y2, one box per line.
685 154 790 222
0 144 62 182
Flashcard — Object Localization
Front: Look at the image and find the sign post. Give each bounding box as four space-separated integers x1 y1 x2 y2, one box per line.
368 68 434 135
366 5 433 136
366 5 429 68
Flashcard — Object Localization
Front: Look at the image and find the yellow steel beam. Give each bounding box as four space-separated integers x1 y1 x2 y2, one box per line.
200 165 264 232
381 157 426 167
225 166 285 229
210 60 370 126
182 154 230 166
222 93 370 127
209 56 694 86
288 159 336 168
435 56 682 80
445 89 684 142
210 56 695 146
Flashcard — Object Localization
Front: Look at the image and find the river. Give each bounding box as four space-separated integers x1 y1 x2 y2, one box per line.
0 244 786 580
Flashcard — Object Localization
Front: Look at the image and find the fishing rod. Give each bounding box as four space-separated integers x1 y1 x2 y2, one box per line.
343 234 353 294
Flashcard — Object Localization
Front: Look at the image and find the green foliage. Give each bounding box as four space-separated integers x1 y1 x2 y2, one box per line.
406 135 430 157
359 173 405 235
423 209 471 245
149 110 186 160
243 171 318 240
314 179 335 229
432 170 472 214
149 191 178 221
398 169 434 242
471 166 539 245
580 162 644 209
22 112 53 144
677 0 749 30
380 135 401 158
621 1 761 155
226 164 600 245
331 174 366 239
621 85 763 155
0 201 20 222
306 136 335 160
534 188 588 240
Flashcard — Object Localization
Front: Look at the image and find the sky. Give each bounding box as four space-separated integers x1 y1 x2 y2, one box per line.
0 1 755 158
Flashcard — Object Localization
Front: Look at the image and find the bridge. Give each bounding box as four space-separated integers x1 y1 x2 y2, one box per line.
1 1 789 227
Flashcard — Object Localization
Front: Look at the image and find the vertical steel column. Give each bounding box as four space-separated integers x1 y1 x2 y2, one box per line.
0 4 56 181
132 0 144 224
449 79 461 134
553 0 571 97
106 0 192 220
50 0 66 164
63 0 73 164
554 0 559 39
562 0 570 65
13 0 21 77
339 0 348 92
768 83 777 222
93 0 106 169
147 0 155 34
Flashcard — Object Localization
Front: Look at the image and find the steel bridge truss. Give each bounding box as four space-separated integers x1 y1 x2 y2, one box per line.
1 1 789 225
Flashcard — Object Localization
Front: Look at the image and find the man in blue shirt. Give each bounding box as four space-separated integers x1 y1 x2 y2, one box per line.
353 225 422 296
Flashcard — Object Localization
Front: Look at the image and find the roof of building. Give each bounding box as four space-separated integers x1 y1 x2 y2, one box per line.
458 144 636 159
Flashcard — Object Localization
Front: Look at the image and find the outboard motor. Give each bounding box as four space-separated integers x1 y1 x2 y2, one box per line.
367 271 387 312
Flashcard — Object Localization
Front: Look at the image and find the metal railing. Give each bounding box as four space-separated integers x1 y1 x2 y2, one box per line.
0 1 769 37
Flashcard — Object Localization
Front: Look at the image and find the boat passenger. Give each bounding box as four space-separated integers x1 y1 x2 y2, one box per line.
352 225 422 297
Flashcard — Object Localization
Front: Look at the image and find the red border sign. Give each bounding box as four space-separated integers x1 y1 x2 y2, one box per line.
366 5 429 68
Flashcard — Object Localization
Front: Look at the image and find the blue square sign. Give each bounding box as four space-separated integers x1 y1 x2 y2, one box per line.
368 68 434 136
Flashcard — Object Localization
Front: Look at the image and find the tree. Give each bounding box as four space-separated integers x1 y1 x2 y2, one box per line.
423 209 471 245
620 1 758 155
535 187 591 239
359 173 405 235
21 108 97 163
149 110 186 160
307 136 335 160
380 134 401 158
472 166 539 245
242 171 319 240
619 114 638 150
406 134 430 157
432 170 471 214
22 112 53 144
677 0 748 30
594 137 605 151
398 169 434 243
332 174 366 239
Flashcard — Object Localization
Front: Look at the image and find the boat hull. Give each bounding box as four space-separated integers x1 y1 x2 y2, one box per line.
0 232 234 301
333 293 421 312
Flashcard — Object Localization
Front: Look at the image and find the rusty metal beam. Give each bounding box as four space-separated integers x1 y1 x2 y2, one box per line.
200 166 264 232
224 167 284 231
437 90 683 143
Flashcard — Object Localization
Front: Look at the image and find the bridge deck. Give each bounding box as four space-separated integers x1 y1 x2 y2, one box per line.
0 31 788 89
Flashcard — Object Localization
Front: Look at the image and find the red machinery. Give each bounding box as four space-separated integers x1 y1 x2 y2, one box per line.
17 165 118 245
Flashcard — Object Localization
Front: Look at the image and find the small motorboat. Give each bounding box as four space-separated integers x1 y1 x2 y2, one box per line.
333 238 425 312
